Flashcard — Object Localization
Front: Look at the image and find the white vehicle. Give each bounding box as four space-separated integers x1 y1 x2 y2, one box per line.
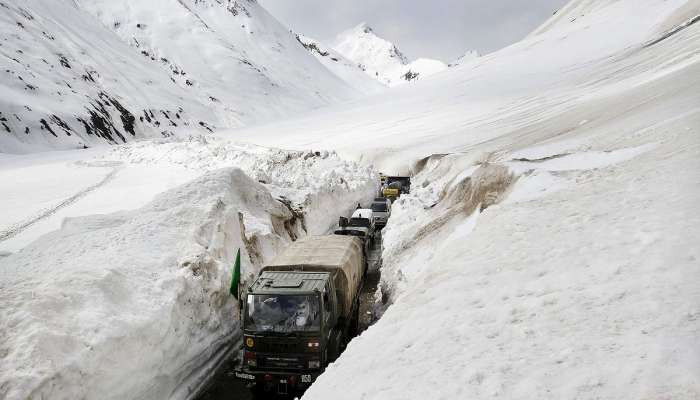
371 197 391 229
335 209 376 251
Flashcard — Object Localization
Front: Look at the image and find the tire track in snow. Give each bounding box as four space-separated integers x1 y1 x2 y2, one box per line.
0 163 123 243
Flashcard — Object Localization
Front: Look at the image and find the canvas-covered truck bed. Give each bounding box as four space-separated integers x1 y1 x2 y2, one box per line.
262 235 364 319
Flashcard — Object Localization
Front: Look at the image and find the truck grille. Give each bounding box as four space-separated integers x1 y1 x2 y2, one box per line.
256 341 304 353
259 355 305 370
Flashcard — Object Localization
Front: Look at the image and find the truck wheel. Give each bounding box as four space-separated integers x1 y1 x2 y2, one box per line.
329 329 343 361
349 306 360 337
249 385 266 399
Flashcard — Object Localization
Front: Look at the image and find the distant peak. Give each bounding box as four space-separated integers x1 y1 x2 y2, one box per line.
354 22 373 34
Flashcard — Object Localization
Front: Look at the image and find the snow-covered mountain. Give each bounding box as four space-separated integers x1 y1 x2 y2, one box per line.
0 0 371 153
295 33 385 94
331 23 449 86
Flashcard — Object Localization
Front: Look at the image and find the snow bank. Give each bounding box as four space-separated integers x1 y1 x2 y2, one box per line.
0 141 377 399
0 137 377 253
97 136 378 234
0 169 281 399
306 119 700 399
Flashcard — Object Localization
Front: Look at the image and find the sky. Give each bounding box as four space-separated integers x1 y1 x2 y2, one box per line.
258 0 570 62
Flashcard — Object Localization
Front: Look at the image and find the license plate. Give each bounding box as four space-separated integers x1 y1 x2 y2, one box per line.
234 372 255 381
301 374 312 383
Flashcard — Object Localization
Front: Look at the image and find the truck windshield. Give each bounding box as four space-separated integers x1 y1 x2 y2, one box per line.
371 203 388 212
245 294 320 333
348 218 370 228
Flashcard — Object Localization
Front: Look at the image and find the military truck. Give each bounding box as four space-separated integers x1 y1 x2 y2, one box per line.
234 235 365 396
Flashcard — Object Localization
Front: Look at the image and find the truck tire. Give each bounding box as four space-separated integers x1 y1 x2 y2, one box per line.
250 385 266 399
349 304 360 338
329 328 344 362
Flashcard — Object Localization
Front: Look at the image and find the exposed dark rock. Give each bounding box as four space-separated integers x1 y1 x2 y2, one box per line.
402 70 419 82
58 55 71 69
296 35 329 57
50 115 72 136
39 118 57 137
106 95 136 136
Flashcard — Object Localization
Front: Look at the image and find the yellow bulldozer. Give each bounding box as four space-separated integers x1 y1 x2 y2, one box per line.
380 175 411 201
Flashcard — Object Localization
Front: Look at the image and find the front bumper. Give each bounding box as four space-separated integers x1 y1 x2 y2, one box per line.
234 367 320 394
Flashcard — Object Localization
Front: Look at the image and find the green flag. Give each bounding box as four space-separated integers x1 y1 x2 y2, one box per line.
229 248 241 299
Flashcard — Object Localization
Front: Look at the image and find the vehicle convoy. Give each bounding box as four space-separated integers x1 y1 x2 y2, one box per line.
380 175 411 201
370 197 391 229
235 235 366 396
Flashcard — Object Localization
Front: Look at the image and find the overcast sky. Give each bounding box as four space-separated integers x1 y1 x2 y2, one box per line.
258 0 569 62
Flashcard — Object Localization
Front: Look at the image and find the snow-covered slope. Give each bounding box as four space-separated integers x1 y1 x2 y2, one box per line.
448 49 481 67
331 23 449 86
215 0 698 398
0 0 369 153
296 33 385 94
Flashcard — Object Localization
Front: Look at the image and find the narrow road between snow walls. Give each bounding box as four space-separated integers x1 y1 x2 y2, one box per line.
192 142 659 400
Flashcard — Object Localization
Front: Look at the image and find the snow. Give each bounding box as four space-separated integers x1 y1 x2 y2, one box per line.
296 33 385 94
0 139 377 399
266 0 697 398
0 0 373 153
1 0 699 398
448 50 481 67
331 23 448 86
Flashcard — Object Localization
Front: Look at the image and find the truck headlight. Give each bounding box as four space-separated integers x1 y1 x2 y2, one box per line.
244 351 257 367
308 359 321 369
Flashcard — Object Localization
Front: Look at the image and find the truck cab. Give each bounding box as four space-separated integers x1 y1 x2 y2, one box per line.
236 271 344 395
235 236 365 397
371 197 391 229
334 208 375 252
